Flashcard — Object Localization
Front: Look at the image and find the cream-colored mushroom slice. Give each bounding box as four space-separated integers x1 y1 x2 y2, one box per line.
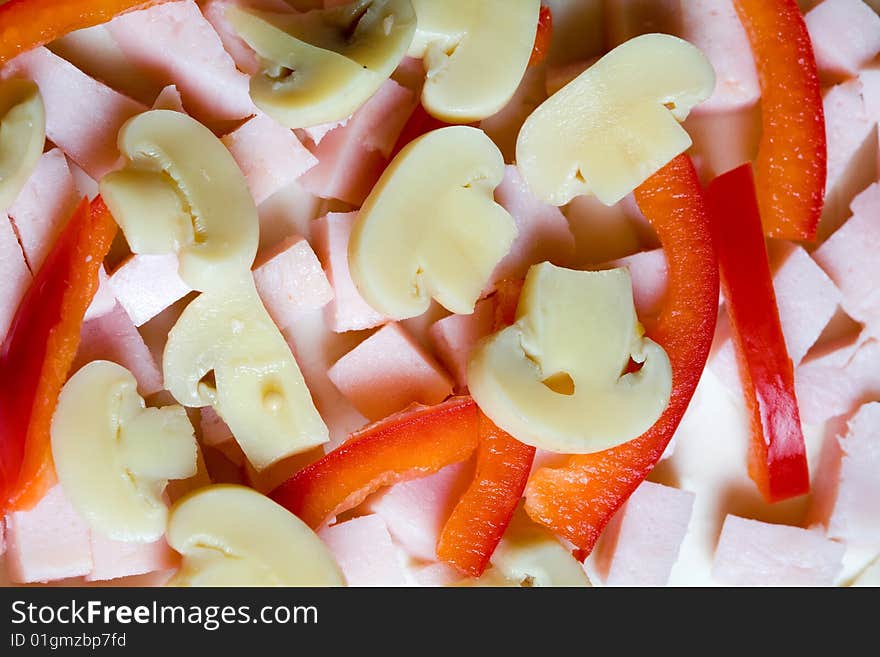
349 126 517 319
167 485 344 586
100 110 258 293
163 276 328 470
468 262 673 454
50 360 198 542
408 0 540 122
226 0 416 128
0 79 45 212
516 33 715 207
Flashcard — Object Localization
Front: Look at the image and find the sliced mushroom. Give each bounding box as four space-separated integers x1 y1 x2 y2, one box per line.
0 79 45 212
468 262 673 454
516 33 715 206
349 126 517 319
408 0 540 122
227 0 416 128
167 485 344 586
100 110 259 293
50 361 197 542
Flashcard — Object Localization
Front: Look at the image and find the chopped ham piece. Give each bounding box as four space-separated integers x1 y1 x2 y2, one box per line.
152 84 185 112
109 254 192 327
84 267 117 322
606 248 669 327
1 47 146 180
253 235 334 331
87 534 178 582
595 481 694 587
712 515 845 586
202 0 293 76
4 485 93 583
6 148 79 273
200 406 234 447
808 402 880 544
312 212 388 333
74 303 164 396
106 0 256 125
318 515 409 587
302 119 349 146
66 158 100 201
222 113 318 205
410 562 461 587
328 323 454 421
365 462 471 562
429 298 495 391
805 0 880 80
0 215 31 344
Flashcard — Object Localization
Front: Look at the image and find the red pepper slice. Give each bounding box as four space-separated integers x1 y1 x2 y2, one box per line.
271 397 480 529
0 0 167 66
0 197 118 513
528 5 553 68
707 164 810 503
524 155 719 554
733 0 826 240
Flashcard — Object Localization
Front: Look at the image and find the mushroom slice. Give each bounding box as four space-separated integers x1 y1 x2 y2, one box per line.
468 262 673 454
50 361 198 542
349 126 517 319
227 0 416 128
0 79 45 212
167 485 344 586
100 110 258 293
408 0 540 122
516 33 715 206
163 277 328 470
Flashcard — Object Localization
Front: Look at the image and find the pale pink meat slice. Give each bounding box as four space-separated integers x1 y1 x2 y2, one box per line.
605 248 669 328
318 515 409 587
152 84 185 112
429 297 495 391
108 254 192 327
410 562 462 587
87 534 178 582
83 266 117 322
202 0 294 76
0 216 31 344
806 0 880 80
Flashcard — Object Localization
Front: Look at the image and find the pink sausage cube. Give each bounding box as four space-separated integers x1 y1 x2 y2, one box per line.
595 481 694 587
806 0 880 80
312 212 387 333
108 254 192 327
606 248 669 327
318 515 409 587
328 323 454 421
106 0 256 125
152 84 186 112
364 461 471 562
0 216 31 344
1 47 146 180
253 235 334 331
712 515 845 586
4 485 93 583
302 118 349 146
7 148 79 273
808 402 880 544
87 534 178 582
429 298 495 391
222 113 318 205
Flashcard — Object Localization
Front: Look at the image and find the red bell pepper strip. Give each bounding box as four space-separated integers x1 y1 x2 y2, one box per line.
271 397 480 529
707 164 810 503
0 0 168 67
0 197 118 513
524 155 719 554
733 0 826 241
529 5 553 67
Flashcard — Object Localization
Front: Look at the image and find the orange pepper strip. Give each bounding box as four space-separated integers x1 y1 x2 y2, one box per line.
0 197 118 513
528 5 553 67
733 0 826 240
0 0 168 67
524 155 719 555
271 397 480 529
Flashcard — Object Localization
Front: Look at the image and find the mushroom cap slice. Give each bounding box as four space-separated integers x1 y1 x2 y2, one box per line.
0 79 45 212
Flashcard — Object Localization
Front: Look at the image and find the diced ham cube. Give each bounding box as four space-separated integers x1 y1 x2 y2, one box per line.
808 402 880 544
595 481 694 587
364 461 470 562
222 113 318 205
429 298 495 391
299 80 416 205
0 215 31 344
73 303 164 396
202 0 293 75
712 515 845 586
66 158 100 201
84 266 117 322
6 148 79 273
108 254 192 327
152 84 185 112
606 248 669 327
302 118 349 146
4 485 93 583
328 323 454 421
87 534 178 582
1 47 146 180
410 562 462 587
318 515 409 587
814 183 880 328
312 212 387 333
106 0 256 125
253 235 334 331
806 0 880 80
